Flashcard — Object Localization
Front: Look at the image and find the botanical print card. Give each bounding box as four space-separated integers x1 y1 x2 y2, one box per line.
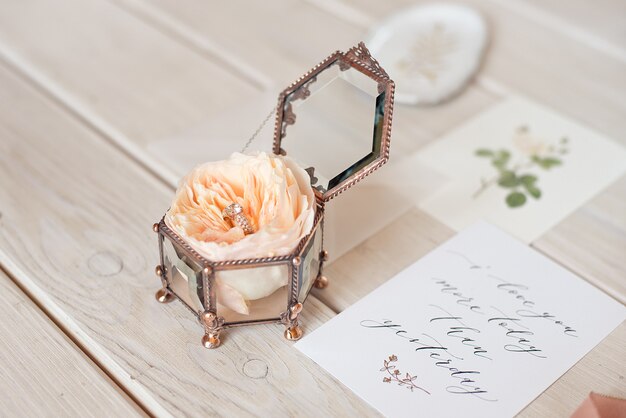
295 222 625 418
415 97 626 242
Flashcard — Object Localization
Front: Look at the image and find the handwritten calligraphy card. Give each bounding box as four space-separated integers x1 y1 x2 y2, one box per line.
295 222 625 418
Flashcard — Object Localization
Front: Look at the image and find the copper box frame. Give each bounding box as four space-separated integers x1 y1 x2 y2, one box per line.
153 42 394 349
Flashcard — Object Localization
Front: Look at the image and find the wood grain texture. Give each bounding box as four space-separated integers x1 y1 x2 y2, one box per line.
0 270 144 417
0 65 377 417
317 209 455 312
522 0 626 57
0 0 500 171
0 0 259 184
0 0 499 263
115 0 626 141
533 177 626 305
109 0 626 306
112 0 360 87
113 0 500 156
0 0 623 416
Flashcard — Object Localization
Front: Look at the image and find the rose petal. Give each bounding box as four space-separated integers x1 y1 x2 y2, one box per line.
215 278 249 315
218 265 287 301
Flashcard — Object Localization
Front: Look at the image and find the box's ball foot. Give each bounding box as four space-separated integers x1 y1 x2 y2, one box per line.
284 325 303 341
202 333 221 349
314 275 329 289
155 288 174 303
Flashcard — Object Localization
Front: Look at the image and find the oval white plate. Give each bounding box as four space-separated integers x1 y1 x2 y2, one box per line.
367 3 488 105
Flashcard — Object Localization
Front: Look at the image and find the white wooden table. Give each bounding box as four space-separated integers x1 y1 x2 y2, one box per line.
0 0 624 416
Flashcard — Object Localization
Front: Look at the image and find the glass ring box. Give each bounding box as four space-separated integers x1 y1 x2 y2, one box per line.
153 42 395 349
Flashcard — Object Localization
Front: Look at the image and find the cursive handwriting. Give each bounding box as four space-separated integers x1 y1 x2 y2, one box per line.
429 305 491 360
360 319 463 359
432 278 484 314
488 307 547 358
489 274 578 337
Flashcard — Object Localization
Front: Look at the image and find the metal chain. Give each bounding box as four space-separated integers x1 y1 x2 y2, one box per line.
239 105 327 265
240 106 277 153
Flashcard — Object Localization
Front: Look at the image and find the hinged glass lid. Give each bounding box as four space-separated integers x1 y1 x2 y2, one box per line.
273 42 395 202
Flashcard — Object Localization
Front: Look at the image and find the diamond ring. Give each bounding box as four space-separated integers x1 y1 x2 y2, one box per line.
222 203 255 235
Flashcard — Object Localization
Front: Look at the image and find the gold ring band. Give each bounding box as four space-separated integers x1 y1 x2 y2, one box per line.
222 203 255 235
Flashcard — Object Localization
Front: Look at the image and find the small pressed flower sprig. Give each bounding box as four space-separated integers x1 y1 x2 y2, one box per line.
473 125 569 208
380 355 430 394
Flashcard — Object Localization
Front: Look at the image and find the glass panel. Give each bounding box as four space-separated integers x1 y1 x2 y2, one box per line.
280 59 385 194
297 225 323 303
162 235 205 313
216 264 289 324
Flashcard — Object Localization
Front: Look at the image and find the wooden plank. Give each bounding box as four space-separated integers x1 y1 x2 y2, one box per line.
0 270 144 417
0 64 378 416
0 0 500 176
317 209 455 312
0 0 495 181
534 177 626 304
521 0 626 58
0 0 499 264
110 0 499 157
111 0 361 87
0 0 258 184
113 0 626 141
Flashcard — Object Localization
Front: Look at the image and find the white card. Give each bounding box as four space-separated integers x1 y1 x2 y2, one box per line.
415 97 626 242
296 222 625 418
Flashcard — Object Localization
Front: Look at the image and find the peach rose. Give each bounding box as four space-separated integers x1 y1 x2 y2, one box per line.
165 152 315 315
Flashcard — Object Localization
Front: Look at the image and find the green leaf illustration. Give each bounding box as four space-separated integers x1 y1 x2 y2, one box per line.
543 157 562 167
506 192 527 208
519 174 541 199
475 149 493 157
532 156 562 169
519 174 537 185
524 184 542 199
497 171 519 188
492 150 511 169
473 128 568 209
